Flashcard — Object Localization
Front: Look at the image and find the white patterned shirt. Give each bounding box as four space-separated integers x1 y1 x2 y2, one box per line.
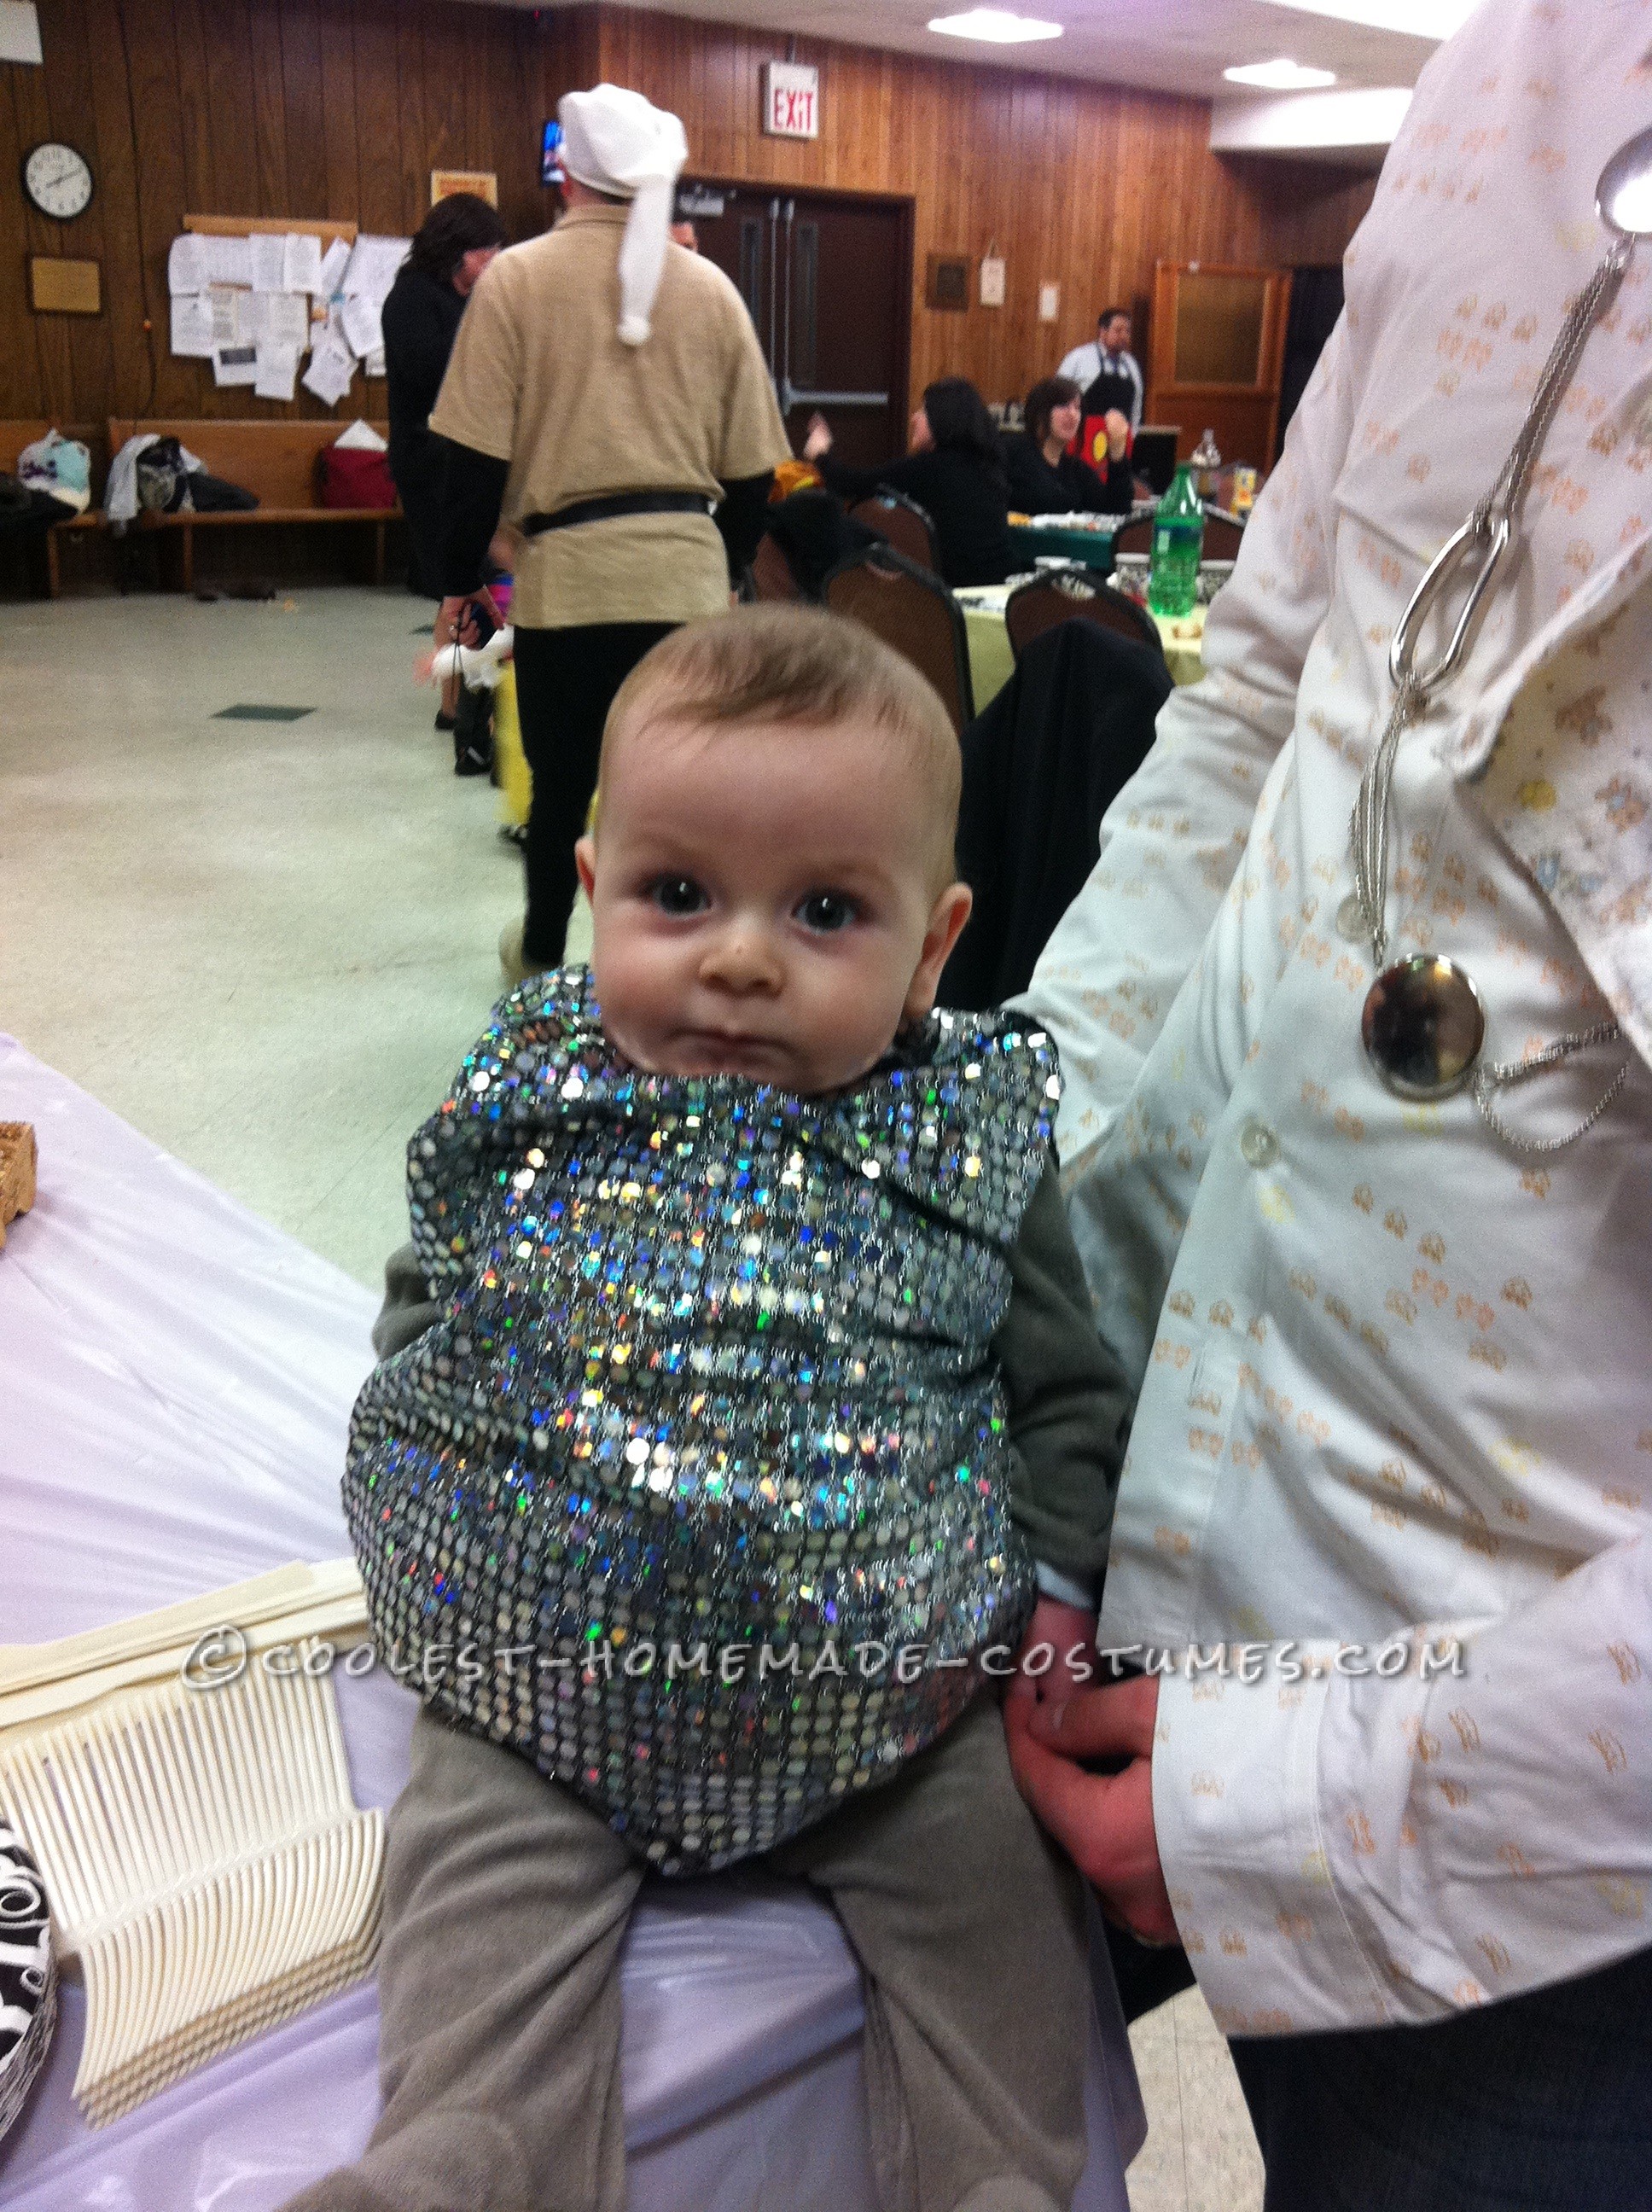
1023 0 1652 2036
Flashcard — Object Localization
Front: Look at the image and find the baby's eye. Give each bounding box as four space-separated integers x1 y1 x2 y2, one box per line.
648 876 707 916
796 891 857 934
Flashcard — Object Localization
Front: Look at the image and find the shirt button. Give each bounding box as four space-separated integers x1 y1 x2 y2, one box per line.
1239 1119 1280 1168
1335 893 1368 943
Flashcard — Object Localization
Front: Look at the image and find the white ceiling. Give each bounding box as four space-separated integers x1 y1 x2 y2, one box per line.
588 0 1445 103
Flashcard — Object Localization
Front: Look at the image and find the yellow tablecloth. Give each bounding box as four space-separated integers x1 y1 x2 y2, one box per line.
1153 605 1207 689
962 596 1205 715
963 607 1017 714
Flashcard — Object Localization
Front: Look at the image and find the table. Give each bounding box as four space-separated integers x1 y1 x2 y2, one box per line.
1151 602 1207 689
1007 519 1117 573
0 1037 1144 2212
960 586 1207 713
963 589 1018 711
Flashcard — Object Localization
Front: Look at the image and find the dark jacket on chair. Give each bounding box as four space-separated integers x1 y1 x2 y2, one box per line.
817 448 1012 587
940 620 1172 1010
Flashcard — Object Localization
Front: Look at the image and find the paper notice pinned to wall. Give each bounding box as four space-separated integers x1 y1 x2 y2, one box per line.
343 235 409 304
251 290 310 351
340 291 381 360
249 232 288 294
316 236 351 300
170 294 216 358
212 345 259 388
301 337 355 407
253 345 300 402
282 231 323 295
208 285 251 348
168 235 207 295
204 236 253 288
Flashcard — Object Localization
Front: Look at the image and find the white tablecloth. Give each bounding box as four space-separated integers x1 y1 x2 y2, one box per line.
0 1036 1143 2210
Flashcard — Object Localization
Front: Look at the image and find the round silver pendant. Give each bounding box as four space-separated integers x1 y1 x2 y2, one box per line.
1361 954 1486 1101
1335 893 1368 944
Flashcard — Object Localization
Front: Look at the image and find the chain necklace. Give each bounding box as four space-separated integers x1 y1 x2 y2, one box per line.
1347 128 1652 1152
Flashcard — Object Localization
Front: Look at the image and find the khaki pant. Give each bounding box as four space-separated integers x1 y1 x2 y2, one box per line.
283 1694 1090 2212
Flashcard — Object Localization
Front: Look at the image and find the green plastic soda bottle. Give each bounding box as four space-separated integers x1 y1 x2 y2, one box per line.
1147 462 1206 617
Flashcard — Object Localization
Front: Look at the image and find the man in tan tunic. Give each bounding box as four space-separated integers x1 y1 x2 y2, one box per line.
429 84 789 972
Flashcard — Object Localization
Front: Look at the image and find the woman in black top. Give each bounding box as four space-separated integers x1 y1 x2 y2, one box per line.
382 194 507 756
382 193 507 602
802 378 1013 588
1001 376 1133 517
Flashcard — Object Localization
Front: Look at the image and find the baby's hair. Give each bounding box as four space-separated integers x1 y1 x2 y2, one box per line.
599 605 963 888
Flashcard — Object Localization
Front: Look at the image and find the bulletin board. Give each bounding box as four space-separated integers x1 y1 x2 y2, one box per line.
167 214 406 406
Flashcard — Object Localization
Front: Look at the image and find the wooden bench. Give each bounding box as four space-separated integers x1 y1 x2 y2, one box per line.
0 421 106 597
106 419 401 592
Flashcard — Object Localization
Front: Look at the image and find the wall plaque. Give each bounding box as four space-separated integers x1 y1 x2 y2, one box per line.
28 256 101 314
926 253 969 312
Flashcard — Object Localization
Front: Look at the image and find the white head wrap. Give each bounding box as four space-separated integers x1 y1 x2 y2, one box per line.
558 84 689 347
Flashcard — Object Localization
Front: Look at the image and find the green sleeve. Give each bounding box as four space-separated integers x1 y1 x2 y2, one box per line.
371 1243 443 1361
992 1155 1133 1599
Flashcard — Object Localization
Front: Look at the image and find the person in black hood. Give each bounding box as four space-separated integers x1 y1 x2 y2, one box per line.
381 193 507 757
803 376 1014 587
1001 375 1133 518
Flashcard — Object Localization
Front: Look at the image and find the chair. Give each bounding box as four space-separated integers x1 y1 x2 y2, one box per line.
747 531 802 602
1004 566 1164 662
1199 510 1246 560
847 489 939 575
940 620 1172 1008
823 543 974 735
1109 514 1154 558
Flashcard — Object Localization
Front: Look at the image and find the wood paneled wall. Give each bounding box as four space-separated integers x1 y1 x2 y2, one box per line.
593 6 1376 408
0 0 595 423
2 0 1374 428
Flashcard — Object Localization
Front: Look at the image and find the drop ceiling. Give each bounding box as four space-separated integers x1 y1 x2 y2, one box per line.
586 0 1445 103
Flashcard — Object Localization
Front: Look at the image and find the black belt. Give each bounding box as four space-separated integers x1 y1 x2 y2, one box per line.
522 492 715 536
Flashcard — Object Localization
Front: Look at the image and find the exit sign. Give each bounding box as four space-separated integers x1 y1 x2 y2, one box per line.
762 61 819 139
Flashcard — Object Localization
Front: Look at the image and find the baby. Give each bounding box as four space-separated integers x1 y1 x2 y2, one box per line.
307 608 1129 2212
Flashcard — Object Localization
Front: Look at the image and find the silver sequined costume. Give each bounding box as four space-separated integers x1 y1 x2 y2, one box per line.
346 968 1062 1872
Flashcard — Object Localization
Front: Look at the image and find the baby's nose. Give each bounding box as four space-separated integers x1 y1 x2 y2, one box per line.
700 921 782 991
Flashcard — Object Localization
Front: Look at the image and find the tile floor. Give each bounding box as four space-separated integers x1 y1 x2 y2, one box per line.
0 582 1262 2209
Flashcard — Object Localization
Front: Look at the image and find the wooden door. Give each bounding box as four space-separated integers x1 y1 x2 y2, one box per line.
681 182 913 470
1144 262 1294 472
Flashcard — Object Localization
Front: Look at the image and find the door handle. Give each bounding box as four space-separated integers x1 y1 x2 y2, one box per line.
781 198 794 415
787 389 892 407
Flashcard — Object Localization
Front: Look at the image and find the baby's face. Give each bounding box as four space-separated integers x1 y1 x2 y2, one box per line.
576 715 971 1094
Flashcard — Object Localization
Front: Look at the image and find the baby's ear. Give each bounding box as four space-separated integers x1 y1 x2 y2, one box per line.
903 882 974 1024
575 835 597 902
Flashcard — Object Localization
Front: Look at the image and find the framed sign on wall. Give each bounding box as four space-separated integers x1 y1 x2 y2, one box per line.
925 253 969 312
29 257 101 314
431 170 498 207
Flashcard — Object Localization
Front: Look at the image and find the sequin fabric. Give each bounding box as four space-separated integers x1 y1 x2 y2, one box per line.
346 968 1062 1872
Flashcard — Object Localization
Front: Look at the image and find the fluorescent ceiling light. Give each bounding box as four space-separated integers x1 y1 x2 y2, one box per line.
1224 57 1337 89
928 9 1064 44
1256 0 1479 34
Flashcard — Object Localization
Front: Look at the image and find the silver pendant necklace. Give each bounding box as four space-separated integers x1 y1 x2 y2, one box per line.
1349 126 1652 1146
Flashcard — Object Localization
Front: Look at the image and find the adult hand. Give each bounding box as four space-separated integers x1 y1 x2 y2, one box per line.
801 410 832 462
435 595 483 650
1015 1597 1098 1708
1102 409 1131 462
1003 1672 1178 1947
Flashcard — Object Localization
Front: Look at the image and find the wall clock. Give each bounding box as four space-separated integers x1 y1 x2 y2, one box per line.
22 143 95 221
